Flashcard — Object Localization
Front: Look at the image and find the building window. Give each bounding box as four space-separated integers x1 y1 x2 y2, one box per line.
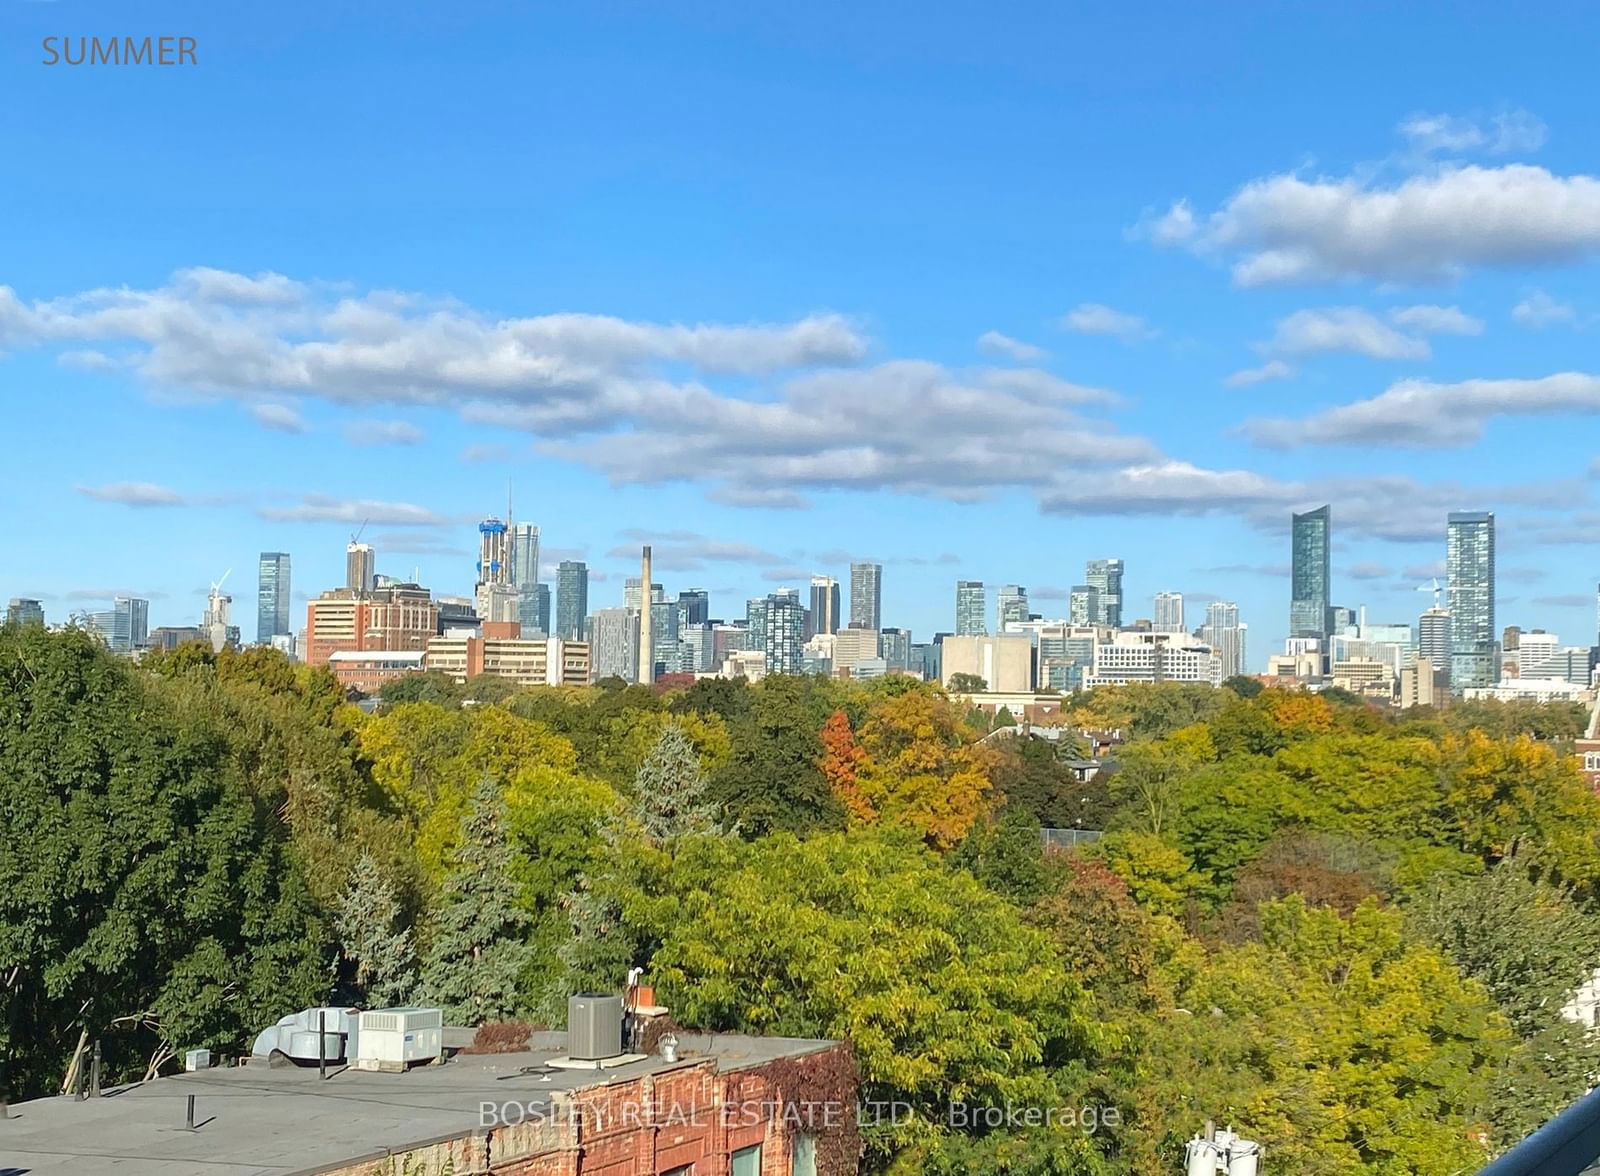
731 1145 762 1176
662 1167 693 1176
791 1134 817 1176
1585 752 1600 773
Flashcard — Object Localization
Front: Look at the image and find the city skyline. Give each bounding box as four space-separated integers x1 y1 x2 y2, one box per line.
6 6 1600 655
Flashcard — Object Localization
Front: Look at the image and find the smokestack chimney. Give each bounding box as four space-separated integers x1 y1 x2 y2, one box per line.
638 545 653 685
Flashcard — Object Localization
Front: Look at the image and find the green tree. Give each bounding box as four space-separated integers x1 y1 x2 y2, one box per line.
0 627 328 1098
335 852 417 1007
710 676 842 836
647 830 1107 1168
631 722 721 843
951 806 1048 905
947 672 987 693
420 777 532 1024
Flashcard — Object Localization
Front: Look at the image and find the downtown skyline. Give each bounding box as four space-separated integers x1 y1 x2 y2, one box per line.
5 4 1600 657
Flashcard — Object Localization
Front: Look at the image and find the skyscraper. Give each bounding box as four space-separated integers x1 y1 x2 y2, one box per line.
477 518 510 588
677 589 710 630
510 523 540 634
1154 592 1185 634
257 552 292 644
1418 607 1453 686
955 581 988 636
588 607 639 683
1289 506 1331 639
849 562 882 630
809 576 840 637
556 560 589 641
1200 601 1245 678
5 598 44 627
746 596 769 653
346 542 375 594
1085 559 1125 627
996 584 1029 630
1069 585 1100 627
1447 510 1496 689
764 592 805 674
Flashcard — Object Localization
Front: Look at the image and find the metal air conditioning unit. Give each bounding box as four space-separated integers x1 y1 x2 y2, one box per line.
567 993 623 1061
353 1007 444 1071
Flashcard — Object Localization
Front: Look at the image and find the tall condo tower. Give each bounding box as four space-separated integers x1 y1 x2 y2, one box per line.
638 545 654 684
1289 506 1331 639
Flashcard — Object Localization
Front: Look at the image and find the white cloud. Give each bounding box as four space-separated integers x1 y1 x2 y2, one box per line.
345 418 425 446
1151 163 1600 285
1267 307 1430 360
1511 290 1581 329
976 330 1046 362
258 495 456 526
249 402 308 433
1225 359 1294 387
1243 371 1600 447
1062 303 1153 341
1388 304 1483 335
76 481 187 507
1396 110 1547 157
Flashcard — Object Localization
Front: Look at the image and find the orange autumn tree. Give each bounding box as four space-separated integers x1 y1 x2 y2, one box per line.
819 709 875 823
854 690 997 848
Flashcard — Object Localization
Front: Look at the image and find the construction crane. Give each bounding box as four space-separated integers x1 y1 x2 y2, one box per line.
1416 577 1443 609
350 518 369 547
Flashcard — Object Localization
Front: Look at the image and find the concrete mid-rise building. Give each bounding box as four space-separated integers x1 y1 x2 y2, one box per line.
1399 656 1437 709
426 634 590 687
1087 631 1222 687
941 634 1034 693
831 627 882 678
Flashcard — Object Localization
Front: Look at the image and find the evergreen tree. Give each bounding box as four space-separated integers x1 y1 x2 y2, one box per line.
420 776 531 1024
631 722 720 842
335 853 417 1008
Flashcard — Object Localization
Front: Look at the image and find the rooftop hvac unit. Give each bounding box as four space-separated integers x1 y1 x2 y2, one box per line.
568 993 623 1061
249 1007 360 1064
353 1007 443 1072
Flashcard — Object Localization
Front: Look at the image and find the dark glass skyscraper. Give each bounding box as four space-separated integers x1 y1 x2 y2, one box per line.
1447 510 1496 688
1289 506 1331 639
555 561 589 641
257 552 291 644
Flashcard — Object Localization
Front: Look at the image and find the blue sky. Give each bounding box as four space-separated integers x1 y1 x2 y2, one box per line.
4 1 1599 665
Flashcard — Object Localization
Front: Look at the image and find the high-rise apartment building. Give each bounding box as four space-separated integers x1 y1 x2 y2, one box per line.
849 562 882 631
809 576 840 637
764 592 805 674
1154 592 1185 634
1447 510 1496 689
257 552 292 644
588 607 640 683
996 584 1029 630
477 518 511 588
1068 585 1100 627
5 597 44 627
1085 559 1124 628
556 561 589 641
1200 600 1246 678
510 523 540 634
346 542 375 594
1290 506 1331 639
1418 607 1453 687
955 581 988 636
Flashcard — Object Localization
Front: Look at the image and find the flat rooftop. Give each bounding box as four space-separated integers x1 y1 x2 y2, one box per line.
0 1031 836 1176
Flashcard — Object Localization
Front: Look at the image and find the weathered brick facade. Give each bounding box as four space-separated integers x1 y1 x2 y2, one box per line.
321 1043 858 1176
